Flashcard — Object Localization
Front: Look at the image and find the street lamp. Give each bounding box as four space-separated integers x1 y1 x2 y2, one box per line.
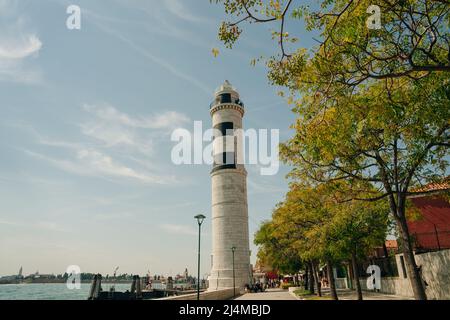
231 246 236 298
195 214 206 300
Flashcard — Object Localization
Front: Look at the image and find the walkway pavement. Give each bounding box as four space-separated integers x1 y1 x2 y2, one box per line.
235 288 413 300
235 288 297 300
331 289 414 300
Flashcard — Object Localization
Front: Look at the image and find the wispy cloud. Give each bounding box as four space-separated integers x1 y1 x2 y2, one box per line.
247 177 286 195
162 0 211 24
80 104 189 158
82 8 212 95
35 221 68 232
91 211 135 221
0 219 19 226
0 60 43 84
0 219 68 232
78 148 175 184
83 104 190 130
0 0 18 15
0 1 43 84
110 29 212 95
159 223 198 236
22 148 176 185
11 103 189 186
0 34 42 59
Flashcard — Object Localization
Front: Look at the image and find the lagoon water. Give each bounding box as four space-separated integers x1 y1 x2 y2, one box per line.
0 283 133 300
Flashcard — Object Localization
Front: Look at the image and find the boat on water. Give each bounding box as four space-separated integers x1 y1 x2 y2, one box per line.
87 274 199 300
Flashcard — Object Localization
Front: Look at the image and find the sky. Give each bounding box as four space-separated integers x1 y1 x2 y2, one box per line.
0 0 317 278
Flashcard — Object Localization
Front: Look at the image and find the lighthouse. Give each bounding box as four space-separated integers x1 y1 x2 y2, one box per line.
208 80 251 290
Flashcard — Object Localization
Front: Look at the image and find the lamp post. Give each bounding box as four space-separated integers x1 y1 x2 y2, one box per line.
194 214 206 300
231 246 236 298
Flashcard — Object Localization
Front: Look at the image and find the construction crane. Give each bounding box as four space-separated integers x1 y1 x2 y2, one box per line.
110 266 119 292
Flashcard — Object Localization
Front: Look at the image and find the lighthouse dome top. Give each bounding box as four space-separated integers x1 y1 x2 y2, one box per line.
210 80 244 111
215 80 239 97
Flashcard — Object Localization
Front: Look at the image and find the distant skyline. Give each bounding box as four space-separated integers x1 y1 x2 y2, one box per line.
0 0 316 277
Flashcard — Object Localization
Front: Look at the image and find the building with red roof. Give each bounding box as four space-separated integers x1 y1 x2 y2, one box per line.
407 179 450 252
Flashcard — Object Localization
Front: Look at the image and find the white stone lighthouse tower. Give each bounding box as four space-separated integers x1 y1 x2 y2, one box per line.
208 80 251 290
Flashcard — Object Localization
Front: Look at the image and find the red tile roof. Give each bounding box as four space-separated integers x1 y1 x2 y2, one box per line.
411 177 450 195
385 240 398 249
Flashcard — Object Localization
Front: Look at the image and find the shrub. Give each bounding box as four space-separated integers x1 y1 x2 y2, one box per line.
293 288 313 297
281 282 295 290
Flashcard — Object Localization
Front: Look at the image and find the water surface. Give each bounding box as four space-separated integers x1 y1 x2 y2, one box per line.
0 283 133 300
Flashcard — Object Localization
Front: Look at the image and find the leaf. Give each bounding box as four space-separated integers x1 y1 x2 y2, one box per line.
212 48 220 58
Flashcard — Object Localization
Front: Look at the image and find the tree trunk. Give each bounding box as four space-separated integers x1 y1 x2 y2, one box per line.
304 265 309 291
311 261 322 297
396 212 427 300
308 261 315 294
351 252 363 300
382 242 389 258
347 261 353 290
326 260 338 300
383 243 394 276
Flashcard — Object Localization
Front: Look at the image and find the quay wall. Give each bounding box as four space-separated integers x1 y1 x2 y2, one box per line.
157 288 241 300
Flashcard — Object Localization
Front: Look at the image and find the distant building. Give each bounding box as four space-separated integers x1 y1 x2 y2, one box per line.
0 267 24 283
346 178 450 299
373 240 399 258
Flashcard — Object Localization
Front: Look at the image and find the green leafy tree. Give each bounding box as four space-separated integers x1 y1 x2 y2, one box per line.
254 220 303 275
266 187 328 297
259 182 389 300
279 76 448 300
211 0 449 81
327 187 390 300
211 0 449 300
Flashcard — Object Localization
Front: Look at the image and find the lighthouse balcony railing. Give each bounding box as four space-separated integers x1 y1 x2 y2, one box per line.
210 99 244 109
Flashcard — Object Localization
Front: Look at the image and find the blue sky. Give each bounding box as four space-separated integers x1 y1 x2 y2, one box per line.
0 0 316 277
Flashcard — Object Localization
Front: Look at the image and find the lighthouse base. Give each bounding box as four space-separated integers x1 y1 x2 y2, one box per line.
207 265 252 291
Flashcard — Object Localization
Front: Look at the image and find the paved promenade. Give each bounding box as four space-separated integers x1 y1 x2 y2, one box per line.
235 288 413 300
235 288 297 300
331 289 413 300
